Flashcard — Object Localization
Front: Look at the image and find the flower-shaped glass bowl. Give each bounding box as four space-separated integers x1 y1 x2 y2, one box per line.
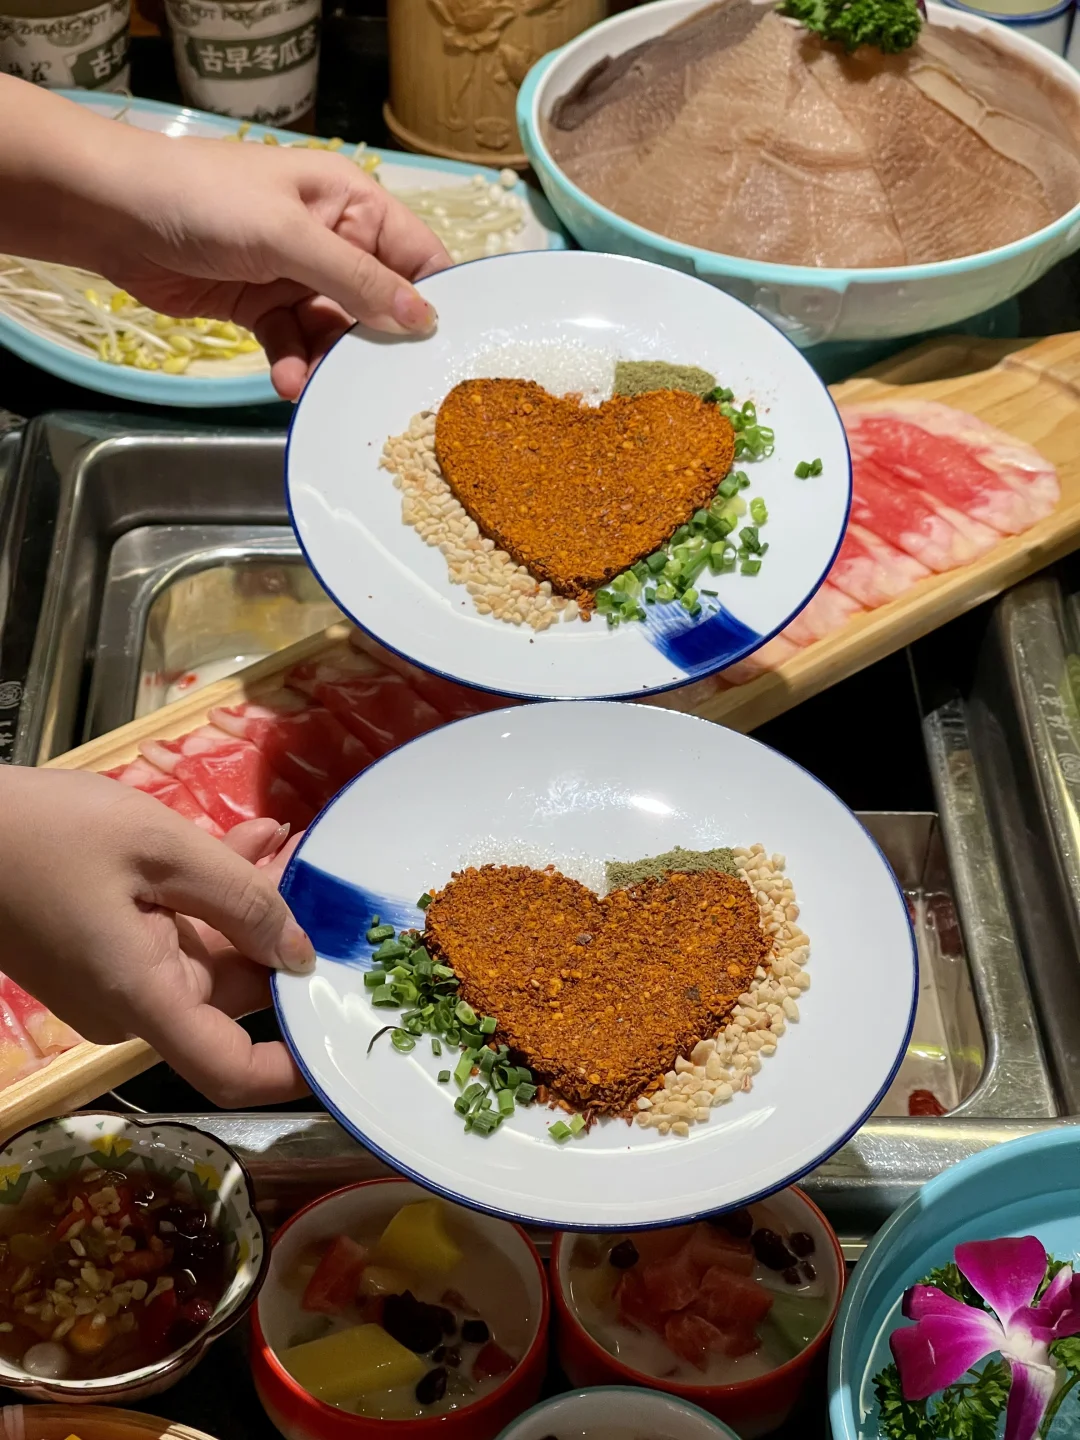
0 1112 268 1403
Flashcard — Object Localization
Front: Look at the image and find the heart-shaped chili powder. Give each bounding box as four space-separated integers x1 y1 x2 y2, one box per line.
434 380 736 611
424 865 769 1114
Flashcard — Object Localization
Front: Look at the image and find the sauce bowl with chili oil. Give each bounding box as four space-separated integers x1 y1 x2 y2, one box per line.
496 1387 741 1440
0 1113 267 1404
251 1177 549 1440
551 1186 845 1438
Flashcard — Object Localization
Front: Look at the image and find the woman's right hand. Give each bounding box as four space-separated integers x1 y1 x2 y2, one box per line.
0 766 315 1107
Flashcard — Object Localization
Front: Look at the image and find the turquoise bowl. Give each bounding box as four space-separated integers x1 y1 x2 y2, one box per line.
517 0 1080 348
828 1126 1080 1440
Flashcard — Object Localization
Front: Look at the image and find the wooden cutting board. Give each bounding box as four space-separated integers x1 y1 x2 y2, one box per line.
9 329 1080 1139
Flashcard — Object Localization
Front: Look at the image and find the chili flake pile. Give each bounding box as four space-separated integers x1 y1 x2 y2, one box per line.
379 361 784 633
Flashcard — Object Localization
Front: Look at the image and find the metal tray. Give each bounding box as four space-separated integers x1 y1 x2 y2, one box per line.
0 413 1070 1255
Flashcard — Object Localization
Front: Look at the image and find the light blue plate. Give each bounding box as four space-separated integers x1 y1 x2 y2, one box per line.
0 91 568 409
829 1126 1080 1440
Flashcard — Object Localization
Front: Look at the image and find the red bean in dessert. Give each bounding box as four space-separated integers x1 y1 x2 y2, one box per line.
0 1167 226 1380
566 1201 832 1382
275 1198 532 1420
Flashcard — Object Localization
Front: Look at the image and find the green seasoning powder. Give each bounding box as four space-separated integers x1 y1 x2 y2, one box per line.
605 845 738 891
613 361 717 399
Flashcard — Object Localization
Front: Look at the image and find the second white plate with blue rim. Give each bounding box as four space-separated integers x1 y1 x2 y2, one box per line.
273 701 916 1230
285 250 852 701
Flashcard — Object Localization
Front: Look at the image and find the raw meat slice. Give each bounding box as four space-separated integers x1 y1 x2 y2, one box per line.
208 691 372 809
101 757 224 837
720 634 802 687
782 583 865 647
286 647 444 757
139 726 316 833
850 457 983 571
844 400 1059 522
0 977 80 1056
828 522 930 608
843 405 1037 535
347 631 512 721
0 997 44 1090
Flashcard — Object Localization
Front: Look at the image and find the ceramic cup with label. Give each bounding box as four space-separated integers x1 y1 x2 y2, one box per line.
0 0 129 91
163 0 319 127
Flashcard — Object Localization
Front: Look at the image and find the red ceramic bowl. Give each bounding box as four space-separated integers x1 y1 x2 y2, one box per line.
251 1179 549 1440
551 1186 845 1439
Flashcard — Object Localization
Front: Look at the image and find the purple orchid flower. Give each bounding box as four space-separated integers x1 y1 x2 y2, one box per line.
891 1237 1080 1440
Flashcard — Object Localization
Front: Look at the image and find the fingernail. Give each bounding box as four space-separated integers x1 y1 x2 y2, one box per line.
392 285 437 335
260 822 291 861
281 925 316 973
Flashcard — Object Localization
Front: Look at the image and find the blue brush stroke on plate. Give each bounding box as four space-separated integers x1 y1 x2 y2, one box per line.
645 601 761 677
280 858 417 966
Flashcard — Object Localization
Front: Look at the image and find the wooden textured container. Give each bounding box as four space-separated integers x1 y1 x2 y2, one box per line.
384 0 606 168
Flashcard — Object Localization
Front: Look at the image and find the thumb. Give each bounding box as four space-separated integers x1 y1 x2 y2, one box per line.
275 220 437 337
138 825 315 974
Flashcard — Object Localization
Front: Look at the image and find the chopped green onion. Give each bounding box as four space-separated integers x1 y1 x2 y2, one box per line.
497 1088 515 1116
366 923 395 943
431 1037 442 1057
549 1121 572 1143
680 589 698 611
741 557 762 576
417 892 432 909
515 1082 537 1104
647 551 668 573
454 1049 478 1087
391 1029 415 1053
750 497 768 526
364 969 387 988
455 1001 478 1026
438 1069 451 1083
374 939 409 961
569 1113 587 1136
479 1016 498 1035
371 984 397 1007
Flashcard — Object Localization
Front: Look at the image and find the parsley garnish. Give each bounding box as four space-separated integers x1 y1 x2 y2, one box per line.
779 0 922 53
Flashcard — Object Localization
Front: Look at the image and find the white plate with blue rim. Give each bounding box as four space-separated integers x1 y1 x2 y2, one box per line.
286 249 851 700
0 92 566 409
273 701 915 1230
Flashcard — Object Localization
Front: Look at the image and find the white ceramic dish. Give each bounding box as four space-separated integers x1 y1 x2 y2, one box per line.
272 701 916 1230
517 0 1080 347
497 1387 740 1440
286 250 851 701
0 93 565 409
